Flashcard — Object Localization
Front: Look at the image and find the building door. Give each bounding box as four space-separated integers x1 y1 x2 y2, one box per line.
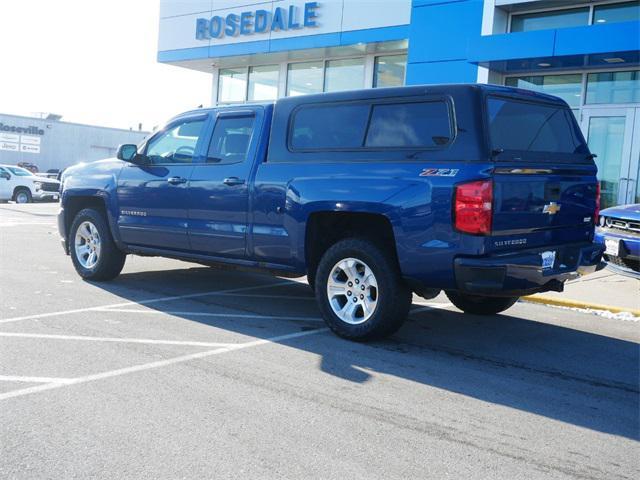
581 108 640 208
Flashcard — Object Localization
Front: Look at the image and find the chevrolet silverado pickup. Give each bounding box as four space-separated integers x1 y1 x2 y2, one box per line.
58 85 604 340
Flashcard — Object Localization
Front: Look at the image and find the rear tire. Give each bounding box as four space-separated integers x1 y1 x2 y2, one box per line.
69 208 126 281
446 291 518 315
315 238 411 340
13 188 32 204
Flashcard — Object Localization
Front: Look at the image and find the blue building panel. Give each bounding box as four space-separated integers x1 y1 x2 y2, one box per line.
405 59 478 84
467 30 557 64
554 21 640 57
406 0 483 84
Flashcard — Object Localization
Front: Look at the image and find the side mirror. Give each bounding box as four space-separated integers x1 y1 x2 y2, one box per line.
116 144 143 163
0 172 10 180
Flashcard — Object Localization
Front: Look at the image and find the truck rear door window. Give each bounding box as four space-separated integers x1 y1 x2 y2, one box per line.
291 103 369 150
207 115 254 164
487 97 587 156
365 101 451 148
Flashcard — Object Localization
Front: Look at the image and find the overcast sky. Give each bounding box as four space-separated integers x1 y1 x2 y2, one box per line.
0 0 212 131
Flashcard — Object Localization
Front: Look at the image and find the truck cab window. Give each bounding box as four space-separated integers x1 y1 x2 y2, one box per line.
145 119 205 164
206 115 255 164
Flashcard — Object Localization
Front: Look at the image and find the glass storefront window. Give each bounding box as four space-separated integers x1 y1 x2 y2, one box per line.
218 68 247 103
510 7 589 32
593 1 640 25
374 55 407 88
505 74 583 108
248 65 279 101
586 70 640 104
587 116 626 209
324 58 365 93
286 61 323 97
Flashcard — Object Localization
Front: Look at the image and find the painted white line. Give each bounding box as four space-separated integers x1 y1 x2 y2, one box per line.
0 280 293 324
97 308 324 323
0 375 74 384
0 332 235 348
213 293 315 300
0 327 328 401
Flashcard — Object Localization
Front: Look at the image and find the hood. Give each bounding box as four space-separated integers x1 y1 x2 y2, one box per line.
32 175 59 184
600 203 640 222
61 157 123 180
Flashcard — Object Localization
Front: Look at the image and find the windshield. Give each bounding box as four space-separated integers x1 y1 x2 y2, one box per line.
6 166 33 176
487 96 588 157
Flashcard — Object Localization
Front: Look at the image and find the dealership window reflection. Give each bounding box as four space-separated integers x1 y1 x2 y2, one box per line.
287 61 324 97
248 65 279 101
505 74 583 108
325 58 365 92
586 70 640 104
374 55 407 88
219 68 247 103
593 1 640 24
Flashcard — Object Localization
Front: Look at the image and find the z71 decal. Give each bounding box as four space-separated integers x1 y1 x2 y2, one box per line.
419 168 459 177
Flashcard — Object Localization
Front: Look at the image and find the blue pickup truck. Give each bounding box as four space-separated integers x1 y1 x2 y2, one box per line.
58 84 603 340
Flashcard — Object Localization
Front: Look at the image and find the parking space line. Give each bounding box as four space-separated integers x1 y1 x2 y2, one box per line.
0 375 75 384
0 327 328 401
0 280 294 324
0 332 236 347
97 308 324 322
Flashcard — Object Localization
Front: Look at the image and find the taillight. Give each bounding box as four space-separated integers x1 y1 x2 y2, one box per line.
594 183 601 225
455 179 493 235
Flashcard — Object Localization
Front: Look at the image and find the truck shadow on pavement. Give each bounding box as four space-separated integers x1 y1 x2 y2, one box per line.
92 266 640 441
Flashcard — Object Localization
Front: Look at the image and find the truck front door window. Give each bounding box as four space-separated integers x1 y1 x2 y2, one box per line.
146 120 205 164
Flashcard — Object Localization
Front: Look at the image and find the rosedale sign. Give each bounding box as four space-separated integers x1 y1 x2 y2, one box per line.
196 2 319 40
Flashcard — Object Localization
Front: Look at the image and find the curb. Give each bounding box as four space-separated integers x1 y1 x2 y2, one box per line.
522 295 640 317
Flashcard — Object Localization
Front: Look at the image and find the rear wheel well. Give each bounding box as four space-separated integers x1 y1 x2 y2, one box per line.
305 212 398 281
64 196 107 238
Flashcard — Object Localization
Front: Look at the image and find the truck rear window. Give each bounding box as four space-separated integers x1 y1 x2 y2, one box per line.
487 97 588 156
290 100 451 151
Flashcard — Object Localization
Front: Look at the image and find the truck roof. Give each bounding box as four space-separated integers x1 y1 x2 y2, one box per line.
178 83 567 120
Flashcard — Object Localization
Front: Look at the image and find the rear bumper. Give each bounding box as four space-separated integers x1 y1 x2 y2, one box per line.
454 242 604 296
594 228 640 279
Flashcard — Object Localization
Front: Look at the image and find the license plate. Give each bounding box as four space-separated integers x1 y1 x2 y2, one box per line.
52 195 59 200
541 250 556 270
605 238 620 257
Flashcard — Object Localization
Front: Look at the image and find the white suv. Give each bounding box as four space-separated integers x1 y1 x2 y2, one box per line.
0 165 60 203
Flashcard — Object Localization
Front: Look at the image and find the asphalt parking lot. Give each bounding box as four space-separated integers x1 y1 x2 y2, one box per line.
1 203 638 479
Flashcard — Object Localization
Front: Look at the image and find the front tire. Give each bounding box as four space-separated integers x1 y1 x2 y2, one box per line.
13 188 32 204
315 238 411 340
446 291 518 315
69 208 126 281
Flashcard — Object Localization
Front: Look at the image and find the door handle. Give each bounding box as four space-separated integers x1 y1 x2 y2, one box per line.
223 177 245 186
167 176 187 185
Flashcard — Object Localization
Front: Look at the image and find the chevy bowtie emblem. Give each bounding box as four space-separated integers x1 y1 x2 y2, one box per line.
543 202 561 215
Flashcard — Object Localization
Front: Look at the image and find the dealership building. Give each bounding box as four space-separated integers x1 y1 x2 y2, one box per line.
158 0 640 208
0 113 149 173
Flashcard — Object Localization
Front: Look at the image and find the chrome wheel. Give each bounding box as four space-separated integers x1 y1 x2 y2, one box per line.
74 221 101 269
15 191 29 203
326 257 378 325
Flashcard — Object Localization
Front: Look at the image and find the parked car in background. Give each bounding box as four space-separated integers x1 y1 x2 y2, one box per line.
0 164 60 203
42 169 61 179
17 162 39 174
595 204 640 279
